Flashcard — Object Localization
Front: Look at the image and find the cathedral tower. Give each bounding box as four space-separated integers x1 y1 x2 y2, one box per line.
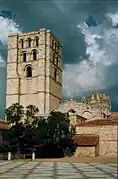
6 28 62 114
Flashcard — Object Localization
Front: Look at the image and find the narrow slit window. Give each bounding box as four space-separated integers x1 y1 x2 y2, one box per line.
35 37 39 46
53 53 55 63
55 43 57 51
21 39 24 48
23 52 26 62
57 45 59 53
56 56 59 66
57 45 59 50
54 68 57 81
28 38 31 47
52 39 55 49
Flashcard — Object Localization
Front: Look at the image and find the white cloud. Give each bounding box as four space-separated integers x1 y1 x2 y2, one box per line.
106 11 118 26
0 16 21 44
0 55 6 67
0 16 21 118
0 16 21 66
63 11 118 98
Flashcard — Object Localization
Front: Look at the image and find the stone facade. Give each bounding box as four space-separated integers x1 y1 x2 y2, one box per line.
57 90 111 121
75 146 96 157
73 134 99 157
75 120 118 156
6 29 62 114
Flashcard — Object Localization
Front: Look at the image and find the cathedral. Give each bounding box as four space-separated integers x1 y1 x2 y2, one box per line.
6 28 62 114
6 28 113 122
4 29 118 157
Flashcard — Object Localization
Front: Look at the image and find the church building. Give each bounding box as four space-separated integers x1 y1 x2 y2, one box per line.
6 28 62 115
6 28 114 122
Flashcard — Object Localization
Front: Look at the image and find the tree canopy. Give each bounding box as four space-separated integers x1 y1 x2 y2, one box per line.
5 103 76 157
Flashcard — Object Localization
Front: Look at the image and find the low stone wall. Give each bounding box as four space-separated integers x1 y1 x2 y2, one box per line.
75 146 95 157
75 120 118 157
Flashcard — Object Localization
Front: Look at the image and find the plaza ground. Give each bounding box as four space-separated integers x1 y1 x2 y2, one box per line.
33 156 117 164
0 159 117 179
12 156 117 164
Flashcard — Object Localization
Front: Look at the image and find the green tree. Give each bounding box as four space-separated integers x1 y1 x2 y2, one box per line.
20 105 39 150
5 103 25 156
5 103 24 125
47 112 70 142
36 111 76 156
24 105 39 128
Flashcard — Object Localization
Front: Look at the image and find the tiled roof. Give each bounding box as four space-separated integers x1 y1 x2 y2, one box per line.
72 134 99 146
0 120 9 129
76 119 118 126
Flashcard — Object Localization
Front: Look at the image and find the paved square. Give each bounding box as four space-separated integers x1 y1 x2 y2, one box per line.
0 161 117 178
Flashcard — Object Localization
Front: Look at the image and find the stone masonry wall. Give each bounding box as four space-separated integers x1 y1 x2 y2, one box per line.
76 124 117 156
75 146 95 157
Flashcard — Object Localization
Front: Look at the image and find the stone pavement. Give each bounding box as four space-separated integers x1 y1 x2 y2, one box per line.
0 161 117 179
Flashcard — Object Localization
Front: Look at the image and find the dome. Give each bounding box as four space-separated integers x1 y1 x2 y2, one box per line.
85 90 108 102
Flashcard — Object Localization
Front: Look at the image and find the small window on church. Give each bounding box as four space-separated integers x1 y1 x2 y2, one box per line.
57 45 60 54
27 38 31 47
54 68 57 81
55 42 57 51
21 39 24 48
53 53 55 63
33 50 37 61
52 39 55 49
57 45 59 51
56 56 59 66
23 52 26 62
26 66 32 77
35 37 39 47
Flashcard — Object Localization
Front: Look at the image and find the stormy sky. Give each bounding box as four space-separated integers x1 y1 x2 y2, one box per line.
0 0 118 119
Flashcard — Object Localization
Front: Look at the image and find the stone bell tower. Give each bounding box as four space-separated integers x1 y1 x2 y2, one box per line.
6 28 62 114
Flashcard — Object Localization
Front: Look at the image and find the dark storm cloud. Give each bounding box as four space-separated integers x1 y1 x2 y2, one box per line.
0 10 12 19
0 0 107 64
86 15 97 27
0 0 117 64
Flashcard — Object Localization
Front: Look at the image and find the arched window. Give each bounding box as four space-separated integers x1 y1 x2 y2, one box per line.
35 37 39 46
27 38 31 47
23 52 26 62
21 39 24 48
26 66 32 77
32 50 37 61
